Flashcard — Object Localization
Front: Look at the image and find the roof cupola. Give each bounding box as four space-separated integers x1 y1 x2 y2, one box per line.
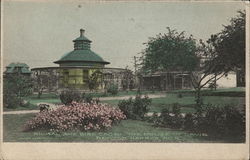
73 29 92 50
54 29 110 66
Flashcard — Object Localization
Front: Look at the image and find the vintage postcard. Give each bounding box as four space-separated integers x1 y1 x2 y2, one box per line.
1 0 249 159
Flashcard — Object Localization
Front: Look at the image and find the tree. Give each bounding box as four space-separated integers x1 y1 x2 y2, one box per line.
141 27 228 109
3 73 33 108
189 10 246 104
34 74 47 99
208 10 246 87
88 70 102 91
121 66 134 92
209 10 245 72
142 27 199 73
33 70 59 98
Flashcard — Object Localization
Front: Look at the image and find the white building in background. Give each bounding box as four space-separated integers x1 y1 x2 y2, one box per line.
202 72 237 88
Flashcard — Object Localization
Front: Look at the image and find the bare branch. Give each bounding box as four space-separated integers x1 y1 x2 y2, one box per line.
200 72 227 88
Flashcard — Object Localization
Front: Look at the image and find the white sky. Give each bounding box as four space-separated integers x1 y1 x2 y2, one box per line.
2 1 245 70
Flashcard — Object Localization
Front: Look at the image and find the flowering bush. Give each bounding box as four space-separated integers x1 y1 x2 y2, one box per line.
23 102 126 132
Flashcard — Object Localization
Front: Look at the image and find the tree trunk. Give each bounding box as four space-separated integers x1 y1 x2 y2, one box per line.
126 78 129 93
137 75 142 94
195 87 203 113
214 74 217 91
38 88 43 99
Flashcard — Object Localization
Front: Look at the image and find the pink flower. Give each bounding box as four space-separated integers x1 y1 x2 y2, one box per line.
23 102 126 132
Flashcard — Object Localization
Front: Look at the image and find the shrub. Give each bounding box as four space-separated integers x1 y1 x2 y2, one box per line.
158 108 172 127
118 95 151 120
172 103 181 115
150 103 245 141
3 94 20 109
203 105 225 137
202 105 245 139
183 113 195 131
171 103 184 128
224 106 245 139
182 104 245 139
59 90 82 105
177 93 183 98
153 104 184 129
146 112 159 123
82 93 93 103
107 84 118 95
158 104 184 129
20 100 31 107
23 102 126 132
133 95 151 119
59 91 96 105
118 98 137 119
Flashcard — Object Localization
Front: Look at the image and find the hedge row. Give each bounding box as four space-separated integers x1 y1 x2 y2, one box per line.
149 104 245 142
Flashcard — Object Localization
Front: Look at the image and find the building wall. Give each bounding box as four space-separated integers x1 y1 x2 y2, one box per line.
201 72 237 88
141 72 192 91
31 67 128 92
59 68 103 90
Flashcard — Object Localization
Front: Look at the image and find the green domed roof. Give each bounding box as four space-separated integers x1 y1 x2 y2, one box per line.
54 29 110 66
54 49 110 65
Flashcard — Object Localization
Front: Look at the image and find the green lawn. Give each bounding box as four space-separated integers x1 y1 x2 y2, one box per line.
3 113 226 142
28 98 61 105
4 87 245 143
4 87 245 112
212 87 245 92
170 87 245 93
3 104 39 112
102 94 245 113
3 96 61 111
88 90 163 97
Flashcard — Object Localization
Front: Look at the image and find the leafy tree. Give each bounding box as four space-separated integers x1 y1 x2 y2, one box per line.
33 70 59 98
141 27 228 109
142 27 199 72
34 74 47 99
88 70 102 91
209 10 245 72
207 10 246 87
3 73 33 108
189 38 233 109
121 67 134 92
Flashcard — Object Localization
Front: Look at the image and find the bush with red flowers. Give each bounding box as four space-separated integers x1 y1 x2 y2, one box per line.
23 102 126 132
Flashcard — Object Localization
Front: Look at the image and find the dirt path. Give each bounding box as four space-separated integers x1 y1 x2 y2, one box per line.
3 110 40 115
3 94 166 115
99 94 166 101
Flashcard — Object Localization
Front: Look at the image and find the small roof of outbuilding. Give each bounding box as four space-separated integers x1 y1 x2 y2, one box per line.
5 62 31 74
7 62 29 68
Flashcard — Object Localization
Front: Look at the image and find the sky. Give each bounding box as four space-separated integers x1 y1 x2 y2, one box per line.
2 1 245 70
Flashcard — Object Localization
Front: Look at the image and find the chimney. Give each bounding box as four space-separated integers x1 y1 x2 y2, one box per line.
80 29 85 37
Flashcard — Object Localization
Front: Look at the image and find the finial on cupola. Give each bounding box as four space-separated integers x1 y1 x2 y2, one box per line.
80 29 85 37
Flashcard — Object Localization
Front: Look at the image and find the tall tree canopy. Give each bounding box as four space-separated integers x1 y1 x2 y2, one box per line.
140 27 230 106
208 10 245 72
3 73 33 108
142 27 199 73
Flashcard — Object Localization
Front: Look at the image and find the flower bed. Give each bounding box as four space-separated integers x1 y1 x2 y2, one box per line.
23 102 126 132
